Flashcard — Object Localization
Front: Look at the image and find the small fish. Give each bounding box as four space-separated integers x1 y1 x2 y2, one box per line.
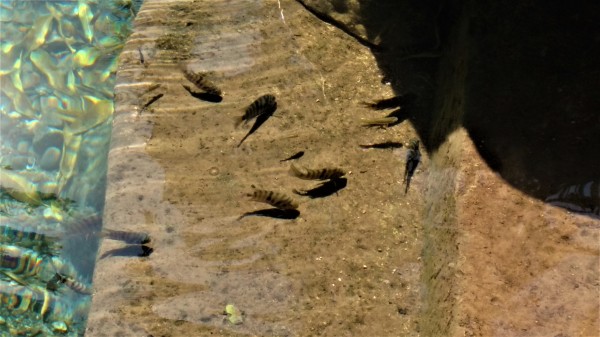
403 139 421 194
247 189 298 210
359 141 404 149
362 94 416 110
103 229 151 245
360 116 398 127
139 93 164 113
138 47 146 66
236 102 276 147
145 83 161 93
235 94 277 128
289 164 345 181
181 69 222 96
55 273 92 295
280 151 304 162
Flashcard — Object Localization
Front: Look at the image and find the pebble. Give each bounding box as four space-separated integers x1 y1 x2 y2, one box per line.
52 321 68 333
208 167 219 176
40 147 61 171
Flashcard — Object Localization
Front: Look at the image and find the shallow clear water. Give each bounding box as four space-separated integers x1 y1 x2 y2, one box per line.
0 0 139 335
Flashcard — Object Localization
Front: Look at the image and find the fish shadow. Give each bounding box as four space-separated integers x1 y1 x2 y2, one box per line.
98 245 153 259
238 208 300 220
293 178 348 198
359 141 404 149
182 84 223 103
237 108 276 147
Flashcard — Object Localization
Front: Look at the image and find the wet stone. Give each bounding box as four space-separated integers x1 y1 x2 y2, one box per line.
51 321 68 333
39 147 61 171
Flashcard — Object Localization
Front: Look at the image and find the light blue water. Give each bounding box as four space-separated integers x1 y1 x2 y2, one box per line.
0 0 140 335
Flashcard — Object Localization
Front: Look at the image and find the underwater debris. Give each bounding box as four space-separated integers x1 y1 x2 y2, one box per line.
246 189 298 210
235 94 277 128
224 304 243 325
289 164 345 181
403 139 421 194
280 151 305 162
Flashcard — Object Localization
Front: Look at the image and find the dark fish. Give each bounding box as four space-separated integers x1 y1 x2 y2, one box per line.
289 164 345 181
292 178 347 198
182 84 222 103
235 94 277 128
236 106 275 147
140 93 164 113
145 83 161 93
138 47 146 67
362 93 416 110
280 151 304 162
238 208 300 220
182 69 222 96
403 139 421 194
247 189 298 210
359 142 404 149
103 229 151 244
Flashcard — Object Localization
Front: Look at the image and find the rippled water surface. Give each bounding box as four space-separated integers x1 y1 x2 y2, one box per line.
0 0 139 335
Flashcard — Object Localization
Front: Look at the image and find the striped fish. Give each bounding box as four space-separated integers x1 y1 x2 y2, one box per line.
247 189 298 210
289 164 345 181
54 273 92 295
0 280 66 320
235 94 277 128
0 245 45 278
182 69 222 96
545 180 600 216
403 139 421 194
103 229 151 244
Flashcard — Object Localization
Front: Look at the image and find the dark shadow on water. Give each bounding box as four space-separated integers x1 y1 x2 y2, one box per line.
344 0 600 217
